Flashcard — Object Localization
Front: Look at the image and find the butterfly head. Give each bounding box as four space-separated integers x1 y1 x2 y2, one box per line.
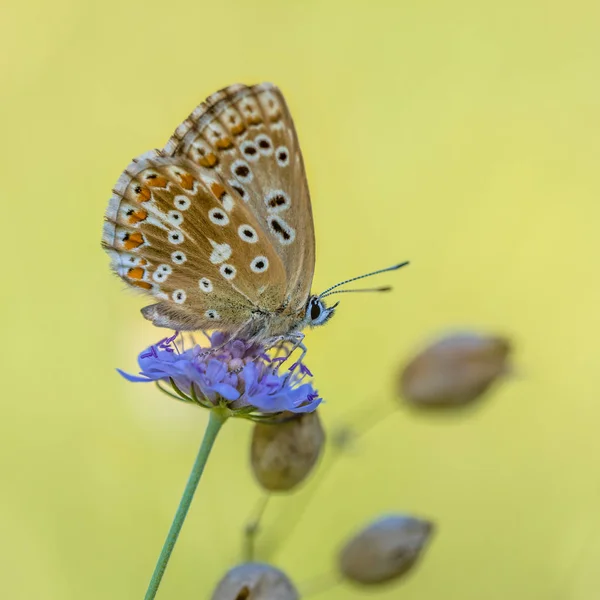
303 296 339 329
299 262 411 331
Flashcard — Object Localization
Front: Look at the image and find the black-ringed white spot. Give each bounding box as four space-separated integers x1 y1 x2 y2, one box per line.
171 251 187 264
238 224 258 243
220 263 237 280
255 134 273 156
172 289 187 304
205 309 220 320
275 145 290 167
231 159 253 183
264 190 291 213
153 264 172 283
250 256 269 273
174 195 191 210
268 216 296 245
167 210 184 225
208 208 229 226
199 277 213 293
168 230 184 245
240 140 260 162
229 180 248 202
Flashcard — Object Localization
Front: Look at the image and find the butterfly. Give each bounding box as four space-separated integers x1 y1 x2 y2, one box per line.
102 82 406 357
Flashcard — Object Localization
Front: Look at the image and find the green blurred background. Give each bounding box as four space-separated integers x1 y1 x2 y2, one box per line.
2 1 599 598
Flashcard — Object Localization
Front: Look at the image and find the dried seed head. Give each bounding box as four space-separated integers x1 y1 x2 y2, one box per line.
399 332 512 408
339 515 434 585
251 411 325 491
211 562 299 600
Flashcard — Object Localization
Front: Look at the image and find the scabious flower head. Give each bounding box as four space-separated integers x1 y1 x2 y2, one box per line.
118 332 321 416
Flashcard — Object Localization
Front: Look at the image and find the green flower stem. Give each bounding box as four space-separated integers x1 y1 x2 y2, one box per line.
144 409 228 600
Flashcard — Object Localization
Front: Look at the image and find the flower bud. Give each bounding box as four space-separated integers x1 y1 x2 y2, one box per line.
211 562 299 600
251 411 325 491
399 332 511 408
339 515 434 585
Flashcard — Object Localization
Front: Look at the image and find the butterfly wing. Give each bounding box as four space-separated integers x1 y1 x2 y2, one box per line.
102 150 287 331
102 82 315 333
163 83 316 313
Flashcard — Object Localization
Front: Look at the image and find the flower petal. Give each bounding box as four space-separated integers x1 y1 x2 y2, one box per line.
116 368 154 383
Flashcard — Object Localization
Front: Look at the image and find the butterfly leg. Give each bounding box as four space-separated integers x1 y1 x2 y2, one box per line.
288 338 312 376
262 336 290 368
267 333 311 375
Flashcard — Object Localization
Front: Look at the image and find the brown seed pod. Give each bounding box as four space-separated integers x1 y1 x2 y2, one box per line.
400 332 512 408
210 562 299 600
339 515 434 585
250 410 325 491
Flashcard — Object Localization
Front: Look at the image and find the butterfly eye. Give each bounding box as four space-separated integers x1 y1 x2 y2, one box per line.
310 301 322 321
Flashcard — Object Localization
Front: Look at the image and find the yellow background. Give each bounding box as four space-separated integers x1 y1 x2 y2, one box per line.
2 1 599 598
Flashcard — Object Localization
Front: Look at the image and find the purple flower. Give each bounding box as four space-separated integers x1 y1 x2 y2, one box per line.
118 332 322 416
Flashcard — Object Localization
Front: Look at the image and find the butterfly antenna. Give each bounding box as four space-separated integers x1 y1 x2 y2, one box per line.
320 286 392 298
318 262 409 298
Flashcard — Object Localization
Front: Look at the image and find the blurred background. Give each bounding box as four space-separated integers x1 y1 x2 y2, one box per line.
2 1 599 598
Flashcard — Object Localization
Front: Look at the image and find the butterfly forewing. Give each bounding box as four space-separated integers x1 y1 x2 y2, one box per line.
164 83 316 312
102 83 315 333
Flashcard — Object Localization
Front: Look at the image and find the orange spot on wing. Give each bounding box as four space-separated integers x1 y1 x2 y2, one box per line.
123 232 144 250
210 182 227 200
247 114 263 126
145 175 168 188
215 137 233 150
132 280 153 290
231 123 246 136
127 209 148 224
127 267 145 279
133 185 151 202
198 154 218 168
176 172 196 189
